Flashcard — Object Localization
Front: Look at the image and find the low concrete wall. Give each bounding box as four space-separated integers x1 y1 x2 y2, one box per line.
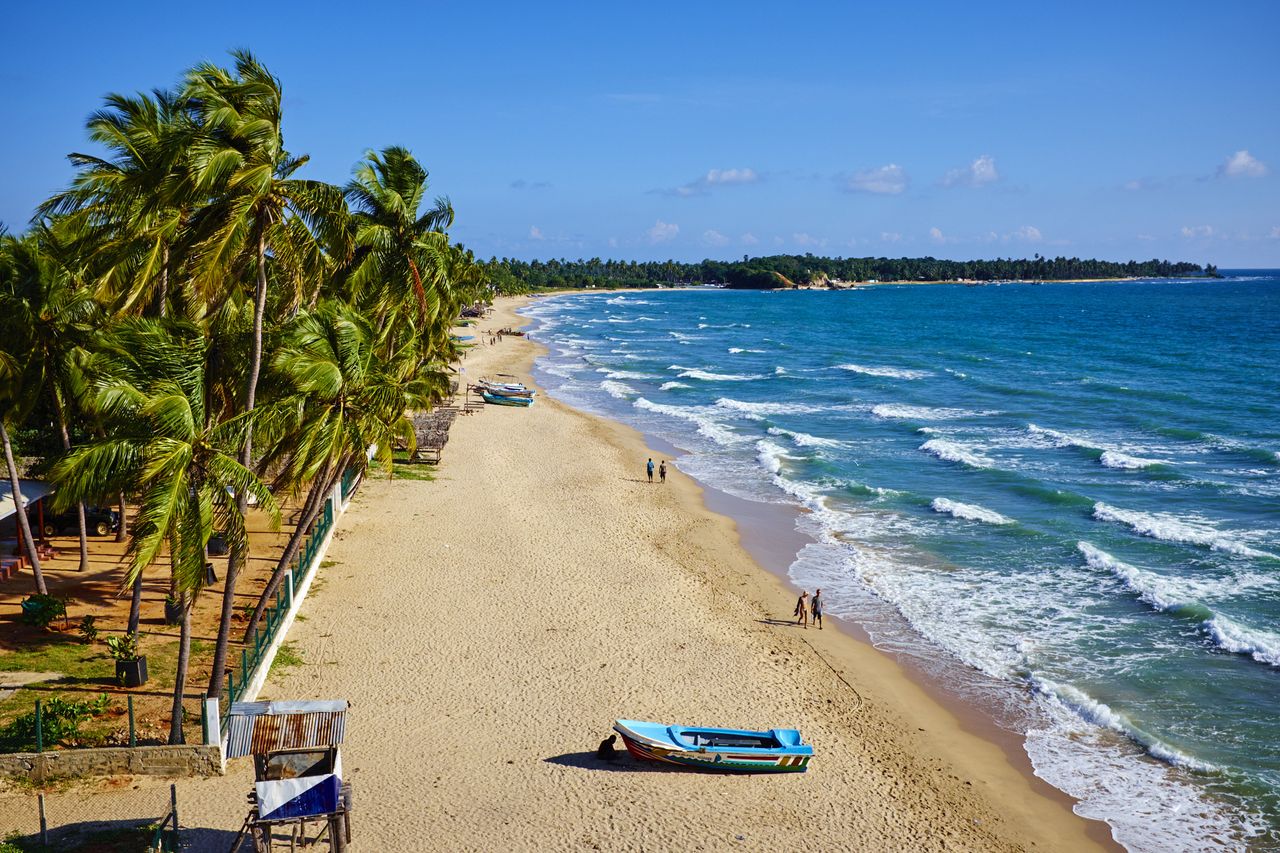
0 744 223 783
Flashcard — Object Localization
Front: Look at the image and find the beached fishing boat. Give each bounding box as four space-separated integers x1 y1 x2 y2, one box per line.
482 391 534 407
479 383 534 398
612 719 812 773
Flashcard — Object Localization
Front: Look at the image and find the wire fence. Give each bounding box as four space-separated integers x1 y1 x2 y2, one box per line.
0 695 208 755
220 493 337 729
0 782 179 851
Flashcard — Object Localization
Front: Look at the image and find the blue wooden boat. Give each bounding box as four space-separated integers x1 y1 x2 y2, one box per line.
612 719 812 773
482 392 533 407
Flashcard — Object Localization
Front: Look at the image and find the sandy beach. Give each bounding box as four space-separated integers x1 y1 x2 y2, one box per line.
3 295 1118 851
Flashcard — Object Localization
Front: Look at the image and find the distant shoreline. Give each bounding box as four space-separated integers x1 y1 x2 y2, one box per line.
526 275 1216 296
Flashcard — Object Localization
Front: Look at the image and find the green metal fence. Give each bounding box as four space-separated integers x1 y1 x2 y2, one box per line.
221 491 340 729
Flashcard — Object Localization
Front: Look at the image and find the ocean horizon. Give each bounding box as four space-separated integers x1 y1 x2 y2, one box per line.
524 272 1280 851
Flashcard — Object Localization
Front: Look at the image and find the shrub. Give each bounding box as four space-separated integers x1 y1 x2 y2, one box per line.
19 595 66 629
0 694 113 752
104 633 140 662
77 615 98 644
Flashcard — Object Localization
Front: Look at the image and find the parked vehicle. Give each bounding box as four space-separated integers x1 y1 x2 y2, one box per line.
34 506 119 537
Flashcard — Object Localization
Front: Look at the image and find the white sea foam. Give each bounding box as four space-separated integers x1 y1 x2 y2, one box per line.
1205 614 1280 667
774 366 787 375
595 368 653 380
1031 678 1220 773
1080 542 1280 667
931 498 1013 525
1092 502 1276 559
728 347 766 354
872 404 995 420
919 439 993 468
600 380 637 399
677 368 763 382
1099 450 1166 469
837 363 930 379
715 398 826 416
767 427 845 448
669 331 704 341
944 368 968 379
755 439 797 475
633 398 741 446
659 381 691 391
1027 423 1105 450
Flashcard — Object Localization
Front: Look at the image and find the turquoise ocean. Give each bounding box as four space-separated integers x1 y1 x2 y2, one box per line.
522 274 1280 851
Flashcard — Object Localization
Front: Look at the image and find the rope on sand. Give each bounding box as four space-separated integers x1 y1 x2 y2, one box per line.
798 635 865 714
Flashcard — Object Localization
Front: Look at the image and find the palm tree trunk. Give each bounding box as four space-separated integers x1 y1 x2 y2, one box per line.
116 491 128 542
126 570 143 635
168 596 191 744
206 232 269 700
240 460 343 644
52 389 90 572
155 245 169 318
407 258 428 321
1 420 45 594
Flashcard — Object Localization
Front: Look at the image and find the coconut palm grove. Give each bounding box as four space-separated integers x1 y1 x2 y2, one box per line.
0 51 500 743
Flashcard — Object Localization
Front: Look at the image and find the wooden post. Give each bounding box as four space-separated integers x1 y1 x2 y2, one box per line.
127 695 136 747
170 783 179 845
34 700 42 752
38 793 47 846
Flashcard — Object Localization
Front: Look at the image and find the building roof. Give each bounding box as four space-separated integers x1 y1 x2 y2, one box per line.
225 700 348 758
0 480 53 524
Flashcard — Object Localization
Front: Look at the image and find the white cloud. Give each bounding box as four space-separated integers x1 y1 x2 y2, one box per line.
1180 225 1214 238
942 155 999 188
1218 150 1268 179
847 164 908 195
648 220 679 243
929 227 946 243
702 229 730 247
880 231 902 243
607 237 619 248
740 232 759 246
1270 226 1280 240
1009 225 1042 242
793 232 825 248
705 168 758 185
665 167 760 197
529 226 544 240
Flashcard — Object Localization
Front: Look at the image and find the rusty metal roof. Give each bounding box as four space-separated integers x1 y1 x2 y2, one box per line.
225 700 347 758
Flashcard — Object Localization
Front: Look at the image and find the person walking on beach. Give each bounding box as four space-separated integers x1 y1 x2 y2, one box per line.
811 588 823 630
659 460 667 483
794 590 810 628
646 458 654 483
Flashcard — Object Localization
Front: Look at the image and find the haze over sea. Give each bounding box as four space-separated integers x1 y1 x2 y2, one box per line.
524 274 1280 851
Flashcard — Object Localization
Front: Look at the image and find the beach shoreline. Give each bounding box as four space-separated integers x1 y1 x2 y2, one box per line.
511 295 1120 850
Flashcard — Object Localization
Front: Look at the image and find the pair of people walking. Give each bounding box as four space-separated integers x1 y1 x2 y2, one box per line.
646 458 667 484
793 589 823 629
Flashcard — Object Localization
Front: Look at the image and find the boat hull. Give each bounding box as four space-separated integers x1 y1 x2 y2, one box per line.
482 392 533 407
613 720 812 773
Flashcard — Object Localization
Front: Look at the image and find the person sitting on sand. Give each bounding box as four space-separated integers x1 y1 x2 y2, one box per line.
646 458 654 483
811 588 823 630
659 460 667 483
597 734 619 761
794 590 810 628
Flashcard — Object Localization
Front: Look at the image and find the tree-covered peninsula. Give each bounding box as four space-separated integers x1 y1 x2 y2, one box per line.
486 254 1212 292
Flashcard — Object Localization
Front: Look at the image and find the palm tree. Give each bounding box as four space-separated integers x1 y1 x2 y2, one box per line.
38 88 199 319
0 234 49 593
4 227 103 572
51 319 278 742
181 50 346 700
236 300 425 645
343 147 453 325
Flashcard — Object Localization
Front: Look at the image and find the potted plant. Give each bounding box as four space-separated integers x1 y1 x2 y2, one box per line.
106 633 148 687
164 594 183 625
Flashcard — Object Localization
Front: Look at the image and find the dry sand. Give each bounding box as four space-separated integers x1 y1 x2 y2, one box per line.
3 296 1117 851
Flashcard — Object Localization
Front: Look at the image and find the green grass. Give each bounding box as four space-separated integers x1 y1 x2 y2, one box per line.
268 642 303 679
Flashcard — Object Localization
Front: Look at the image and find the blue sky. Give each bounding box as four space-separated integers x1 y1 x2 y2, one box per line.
3 1 1277 265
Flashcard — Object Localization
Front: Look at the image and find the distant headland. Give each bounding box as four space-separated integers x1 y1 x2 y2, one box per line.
486 254 1220 292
